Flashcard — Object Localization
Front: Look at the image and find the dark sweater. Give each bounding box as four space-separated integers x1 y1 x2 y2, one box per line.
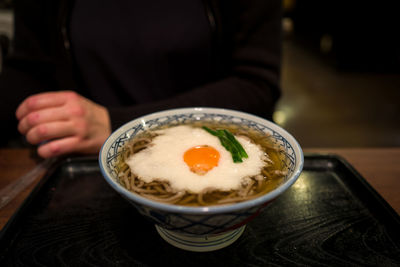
69 0 214 106
0 0 282 144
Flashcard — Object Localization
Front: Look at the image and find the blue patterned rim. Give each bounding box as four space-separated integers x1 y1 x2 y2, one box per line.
99 107 304 215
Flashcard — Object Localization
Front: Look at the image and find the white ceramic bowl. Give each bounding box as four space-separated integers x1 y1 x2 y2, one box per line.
99 107 303 252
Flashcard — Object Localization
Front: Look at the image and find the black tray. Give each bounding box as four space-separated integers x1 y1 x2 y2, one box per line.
1 154 399 266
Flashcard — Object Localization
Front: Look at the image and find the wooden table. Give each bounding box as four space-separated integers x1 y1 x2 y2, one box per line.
1 148 399 231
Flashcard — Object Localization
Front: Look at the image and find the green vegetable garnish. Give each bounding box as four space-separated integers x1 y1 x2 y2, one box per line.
202 126 248 163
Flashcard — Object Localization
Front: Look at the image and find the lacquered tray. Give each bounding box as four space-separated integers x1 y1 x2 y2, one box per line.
1 155 399 266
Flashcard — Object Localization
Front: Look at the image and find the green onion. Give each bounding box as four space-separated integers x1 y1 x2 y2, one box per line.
202 126 248 163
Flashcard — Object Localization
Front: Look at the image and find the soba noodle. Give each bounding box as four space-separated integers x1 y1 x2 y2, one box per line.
116 123 287 206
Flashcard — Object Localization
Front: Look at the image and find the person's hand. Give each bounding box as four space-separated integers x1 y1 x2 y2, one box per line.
16 91 111 158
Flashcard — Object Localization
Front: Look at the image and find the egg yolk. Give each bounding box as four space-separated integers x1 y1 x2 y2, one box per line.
183 145 220 175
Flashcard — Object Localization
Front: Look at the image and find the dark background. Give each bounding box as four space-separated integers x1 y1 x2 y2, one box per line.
277 0 400 147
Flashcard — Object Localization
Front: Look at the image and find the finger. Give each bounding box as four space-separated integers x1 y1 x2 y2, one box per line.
18 106 70 135
26 121 79 145
16 91 74 120
37 136 81 158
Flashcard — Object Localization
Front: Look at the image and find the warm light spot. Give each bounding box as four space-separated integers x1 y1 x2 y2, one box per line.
273 110 287 126
320 34 333 53
183 145 220 175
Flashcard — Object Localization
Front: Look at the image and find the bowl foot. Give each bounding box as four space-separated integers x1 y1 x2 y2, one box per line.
155 225 246 252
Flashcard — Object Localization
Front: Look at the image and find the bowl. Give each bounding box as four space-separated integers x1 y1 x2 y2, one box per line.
99 107 303 252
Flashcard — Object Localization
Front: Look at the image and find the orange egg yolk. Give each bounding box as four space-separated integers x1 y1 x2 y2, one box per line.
183 145 220 175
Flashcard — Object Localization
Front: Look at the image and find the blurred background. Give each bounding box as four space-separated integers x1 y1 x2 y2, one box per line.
0 0 399 148
278 0 400 148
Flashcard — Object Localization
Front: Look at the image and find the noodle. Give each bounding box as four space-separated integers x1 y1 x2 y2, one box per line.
116 123 287 206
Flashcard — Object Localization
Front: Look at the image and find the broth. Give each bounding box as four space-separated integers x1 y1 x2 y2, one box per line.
116 122 287 206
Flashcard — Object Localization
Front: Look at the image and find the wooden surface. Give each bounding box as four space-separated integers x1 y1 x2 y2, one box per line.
0 148 399 231
0 149 45 232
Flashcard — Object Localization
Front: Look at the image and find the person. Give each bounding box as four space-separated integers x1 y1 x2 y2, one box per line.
0 0 283 158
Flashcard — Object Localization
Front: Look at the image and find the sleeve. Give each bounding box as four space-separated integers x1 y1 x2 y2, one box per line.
0 0 74 145
107 0 283 130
